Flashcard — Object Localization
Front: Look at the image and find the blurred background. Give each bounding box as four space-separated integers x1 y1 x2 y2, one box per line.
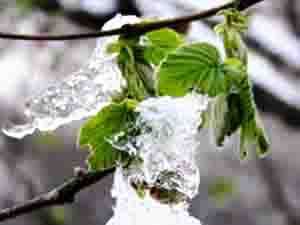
0 0 299 225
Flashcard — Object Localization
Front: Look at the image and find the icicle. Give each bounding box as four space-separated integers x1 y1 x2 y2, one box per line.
2 15 141 139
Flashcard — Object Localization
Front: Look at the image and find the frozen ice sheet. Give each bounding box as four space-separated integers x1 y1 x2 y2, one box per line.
2 15 141 139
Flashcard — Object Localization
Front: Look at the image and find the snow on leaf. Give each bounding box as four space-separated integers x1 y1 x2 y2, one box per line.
2 14 141 139
78 99 138 171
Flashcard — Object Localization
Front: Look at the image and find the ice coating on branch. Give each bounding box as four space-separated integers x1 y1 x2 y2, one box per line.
2 15 141 139
107 94 209 225
106 167 202 225
113 93 210 198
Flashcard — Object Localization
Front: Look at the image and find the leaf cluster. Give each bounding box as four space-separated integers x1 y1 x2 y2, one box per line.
79 10 269 174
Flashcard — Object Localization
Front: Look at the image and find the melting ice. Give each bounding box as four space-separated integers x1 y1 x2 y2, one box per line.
2 15 141 139
107 167 202 225
107 93 210 225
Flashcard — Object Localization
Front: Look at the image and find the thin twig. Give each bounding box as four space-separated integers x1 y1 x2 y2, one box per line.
0 168 114 222
0 0 263 41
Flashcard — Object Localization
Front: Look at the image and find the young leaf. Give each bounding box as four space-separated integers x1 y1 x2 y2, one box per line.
240 119 255 159
240 115 270 159
143 28 184 65
116 37 156 100
210 93 243 146
222 58 247 86
210 59 246 146
118 46 149 100
235 77 270 158
157 43 228 97
201 57 269 154
222 93 244 139
215 9 249 65
78 99 138 171
209 95 228 146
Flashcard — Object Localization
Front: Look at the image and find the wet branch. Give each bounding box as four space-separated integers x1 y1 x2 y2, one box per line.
0 0 263 41
0 168 114 222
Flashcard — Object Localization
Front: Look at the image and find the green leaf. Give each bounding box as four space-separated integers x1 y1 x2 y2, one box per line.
201 58 269 155
215 9 248 65
78 100 138 171
240 115 270 159
157 43 228 97
213 9 270 158
117 38 155 100
200 58 244 133
215 9 248 34
223 93 243 138
210 93 244 146
222 58 247 87
240 119 255 159
143 28 184 65
255 114 270 157
209 59 246 146
209 95 228 145
237 77 270 159
226 30 248 65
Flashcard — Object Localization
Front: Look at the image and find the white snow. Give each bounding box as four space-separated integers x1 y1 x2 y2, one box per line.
107 167 202 225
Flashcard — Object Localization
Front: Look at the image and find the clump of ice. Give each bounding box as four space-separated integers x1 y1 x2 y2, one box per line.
107 167 202 225
107 93 209 225
111 93 210 199
2 15 141 139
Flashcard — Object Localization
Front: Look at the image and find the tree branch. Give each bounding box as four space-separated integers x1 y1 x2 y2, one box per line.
0 0 263 41
0 167 114 222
